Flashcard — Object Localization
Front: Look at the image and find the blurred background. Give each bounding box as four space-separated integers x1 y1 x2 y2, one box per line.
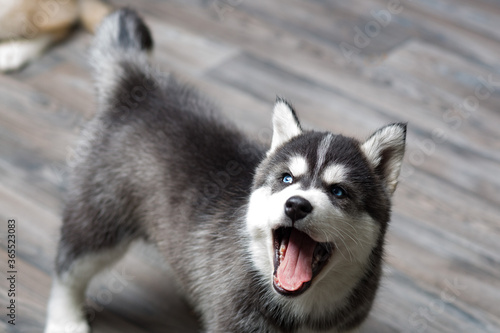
0 0 499 332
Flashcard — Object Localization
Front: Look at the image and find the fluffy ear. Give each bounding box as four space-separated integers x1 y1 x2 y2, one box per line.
361 123 407 195
269 98 303 154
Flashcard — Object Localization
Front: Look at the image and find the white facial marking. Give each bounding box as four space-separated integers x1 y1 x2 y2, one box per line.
314 134 333 176
322 164 347 185
246 186 275 274
246 178 382 320
288 156 308 178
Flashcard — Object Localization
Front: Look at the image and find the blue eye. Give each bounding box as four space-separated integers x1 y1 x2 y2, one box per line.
331 185 346 198
282 174 294 184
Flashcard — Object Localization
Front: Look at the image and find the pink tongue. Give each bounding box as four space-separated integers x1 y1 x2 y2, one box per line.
277 229 317 292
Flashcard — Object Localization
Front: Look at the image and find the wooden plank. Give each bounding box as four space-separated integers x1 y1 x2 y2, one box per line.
373 266 500 333
1 0 499 332
148 16 239 77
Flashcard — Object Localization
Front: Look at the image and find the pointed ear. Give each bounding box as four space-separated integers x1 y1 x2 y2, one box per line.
269 99 303 155
361 123 407 195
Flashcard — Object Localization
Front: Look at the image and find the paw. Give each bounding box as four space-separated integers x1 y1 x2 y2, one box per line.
44 320 90 333
0 41 30 72
45 277 91 333
0 36 52 72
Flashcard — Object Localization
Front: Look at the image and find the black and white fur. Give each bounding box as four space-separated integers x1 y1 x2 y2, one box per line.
45 9 406 333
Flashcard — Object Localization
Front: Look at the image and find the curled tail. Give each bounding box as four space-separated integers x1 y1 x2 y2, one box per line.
90 8 154 106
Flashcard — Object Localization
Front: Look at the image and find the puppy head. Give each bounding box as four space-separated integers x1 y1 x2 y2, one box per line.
246 99 406 299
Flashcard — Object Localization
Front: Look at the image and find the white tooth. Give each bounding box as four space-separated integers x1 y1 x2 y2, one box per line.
279 244 286 263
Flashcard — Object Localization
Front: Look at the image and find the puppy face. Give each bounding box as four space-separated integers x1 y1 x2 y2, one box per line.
246 100 406 300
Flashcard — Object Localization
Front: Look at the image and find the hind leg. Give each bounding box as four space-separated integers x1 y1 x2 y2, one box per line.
45 196 141 333
45 8 153 332
45 240 132 333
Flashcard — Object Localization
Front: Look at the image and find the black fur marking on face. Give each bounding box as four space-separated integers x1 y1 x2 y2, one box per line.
259 130 393 224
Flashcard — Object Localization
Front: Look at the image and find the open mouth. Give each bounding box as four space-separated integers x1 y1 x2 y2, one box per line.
272 227 333 296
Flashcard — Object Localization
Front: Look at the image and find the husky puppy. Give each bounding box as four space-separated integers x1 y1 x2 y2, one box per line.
44 9 406 333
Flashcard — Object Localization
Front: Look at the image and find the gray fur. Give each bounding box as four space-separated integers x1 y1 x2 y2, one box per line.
48 9 406 333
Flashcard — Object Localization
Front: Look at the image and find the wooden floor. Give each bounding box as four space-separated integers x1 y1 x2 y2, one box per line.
1 0 500 332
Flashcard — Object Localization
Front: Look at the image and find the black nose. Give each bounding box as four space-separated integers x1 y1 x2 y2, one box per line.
285 196 313 222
